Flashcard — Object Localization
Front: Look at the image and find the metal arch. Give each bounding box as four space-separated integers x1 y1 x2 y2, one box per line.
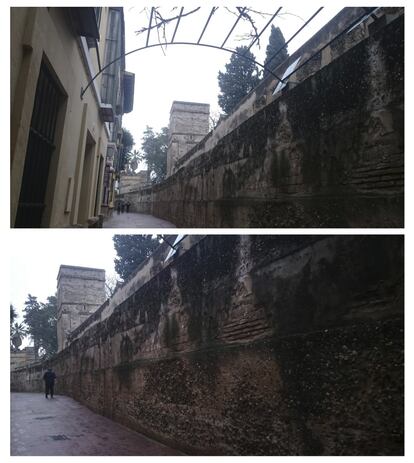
80 41 284 99
81 5 288 99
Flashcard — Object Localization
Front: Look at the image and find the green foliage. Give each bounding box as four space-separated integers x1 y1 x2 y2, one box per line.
23 294 57 359
113 235 161 281
10 304 17 333
264 25 289 77
11 321 27 350
140 126 168 183
218 46 260 115
120 128 135 170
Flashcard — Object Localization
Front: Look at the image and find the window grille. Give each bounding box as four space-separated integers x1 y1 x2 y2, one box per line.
15 62 62 227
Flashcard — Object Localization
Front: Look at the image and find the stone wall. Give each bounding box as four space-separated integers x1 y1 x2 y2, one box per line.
11 235 404 456
173 7 372 172
123 13 404 227
10 347 36 370
119 171 149 195
66 235 204 344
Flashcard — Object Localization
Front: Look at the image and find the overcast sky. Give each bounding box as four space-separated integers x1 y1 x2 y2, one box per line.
122 4 342 169
9 231 117 322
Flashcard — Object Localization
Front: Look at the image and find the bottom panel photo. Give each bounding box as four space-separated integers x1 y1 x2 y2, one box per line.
10 234 404 456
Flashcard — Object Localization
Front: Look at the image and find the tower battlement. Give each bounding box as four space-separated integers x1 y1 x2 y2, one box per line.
56 265 106 352
167 101 210 177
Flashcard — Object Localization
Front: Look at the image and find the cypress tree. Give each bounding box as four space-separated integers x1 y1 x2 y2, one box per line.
218 46 260 115
263 25 289 77
113 235 161 281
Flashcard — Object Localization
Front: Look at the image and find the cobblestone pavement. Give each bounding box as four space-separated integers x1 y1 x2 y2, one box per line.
11 393 182 456
103 212 176 228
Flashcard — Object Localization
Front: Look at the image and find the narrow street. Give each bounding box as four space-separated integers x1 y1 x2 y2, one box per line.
11 393 182 456
103 212 176 228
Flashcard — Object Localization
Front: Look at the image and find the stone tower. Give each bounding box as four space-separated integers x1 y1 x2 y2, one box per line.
167 101 210 177
56 265 106 352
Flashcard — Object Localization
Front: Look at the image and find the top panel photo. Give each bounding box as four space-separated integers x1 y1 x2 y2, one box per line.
10 6 404 228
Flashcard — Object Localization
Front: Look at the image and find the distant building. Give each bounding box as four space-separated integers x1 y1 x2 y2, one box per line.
10 347 36 370
11 7 134 227
119 170 149 194
56 265 106 352
167 101 210 177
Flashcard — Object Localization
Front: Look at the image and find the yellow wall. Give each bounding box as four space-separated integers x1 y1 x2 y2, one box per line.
11 7 111 227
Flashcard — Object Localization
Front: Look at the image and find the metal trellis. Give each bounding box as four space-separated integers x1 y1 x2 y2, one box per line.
80 6 380 100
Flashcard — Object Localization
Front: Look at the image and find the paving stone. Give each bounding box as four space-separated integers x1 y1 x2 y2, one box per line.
103 212 176 228
10 393 182 456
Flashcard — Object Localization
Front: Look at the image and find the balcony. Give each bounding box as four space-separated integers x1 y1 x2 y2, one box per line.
68 7 100 40
99 103 114 123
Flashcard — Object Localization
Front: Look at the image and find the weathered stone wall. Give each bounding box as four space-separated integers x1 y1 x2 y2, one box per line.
119 172 149 195
66 236 204 343
124 14 403 227
173 7 372 172
11 235 404 455
10 347 36 371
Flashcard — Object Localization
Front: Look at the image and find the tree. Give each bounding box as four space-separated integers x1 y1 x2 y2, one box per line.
39 296 58 359
140 126 168 183
23 294 57 359
218 46 260 115
263 25 289 78
129 149 140 174
120 128 135 171
10 304 17 333
105 274 121 298
23 295 41 358
113 235 161 281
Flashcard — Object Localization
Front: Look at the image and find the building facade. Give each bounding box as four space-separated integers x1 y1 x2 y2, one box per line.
11 7 134 227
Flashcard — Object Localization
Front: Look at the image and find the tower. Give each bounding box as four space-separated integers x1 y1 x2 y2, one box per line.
166 101 210 177
56 265 106 352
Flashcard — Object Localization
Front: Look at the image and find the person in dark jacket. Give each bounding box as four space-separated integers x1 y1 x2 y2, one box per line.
43 368 56 399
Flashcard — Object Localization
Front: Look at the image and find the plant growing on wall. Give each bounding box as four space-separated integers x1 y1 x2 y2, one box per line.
217 45 260 115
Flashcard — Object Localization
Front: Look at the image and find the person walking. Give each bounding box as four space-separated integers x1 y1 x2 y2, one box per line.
43 368 56 399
